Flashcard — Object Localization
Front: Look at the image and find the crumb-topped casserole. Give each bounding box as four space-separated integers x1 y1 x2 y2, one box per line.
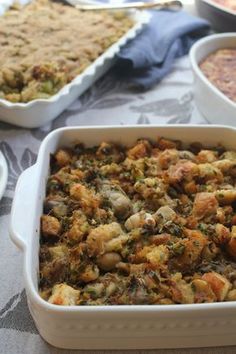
39 137 236 305
0 0 132 103
200 49 236 103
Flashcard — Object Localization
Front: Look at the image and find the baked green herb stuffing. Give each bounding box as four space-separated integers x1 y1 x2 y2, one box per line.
39 137 236 305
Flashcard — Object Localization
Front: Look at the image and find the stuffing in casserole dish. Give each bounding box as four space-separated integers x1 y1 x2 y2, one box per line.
39 137 236 305
0 0 132 103
200 49 236 103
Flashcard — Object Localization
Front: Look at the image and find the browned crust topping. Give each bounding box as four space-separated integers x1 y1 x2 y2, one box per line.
0 0 132 103
200 49 236 103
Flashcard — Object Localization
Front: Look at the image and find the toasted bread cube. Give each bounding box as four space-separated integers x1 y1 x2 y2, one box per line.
48 284 80 305
202 272 230 301
41 215 61 238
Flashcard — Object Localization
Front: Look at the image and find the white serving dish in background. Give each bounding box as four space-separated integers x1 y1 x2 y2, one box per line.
0 151 8 201
0 0 150 128
10 125 236 350
195 0 236 32
190 33 236 126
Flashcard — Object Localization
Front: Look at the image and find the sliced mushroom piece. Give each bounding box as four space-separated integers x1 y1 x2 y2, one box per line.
124 211 156 231
97 252 122 271
44 199 68 217
154 205 176 223
178 150 195 161
100 181 133 219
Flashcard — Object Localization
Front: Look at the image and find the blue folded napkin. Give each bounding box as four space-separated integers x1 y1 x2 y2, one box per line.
114 8 210 89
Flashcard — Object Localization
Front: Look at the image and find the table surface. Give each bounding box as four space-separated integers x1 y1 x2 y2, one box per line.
0 52 235 354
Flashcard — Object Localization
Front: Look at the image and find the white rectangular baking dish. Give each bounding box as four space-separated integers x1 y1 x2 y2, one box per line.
190 33 236 127
10 125 236 350
0 0 150 128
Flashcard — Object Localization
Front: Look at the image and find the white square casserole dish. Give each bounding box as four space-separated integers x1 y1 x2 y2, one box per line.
190 33 236 127
10 125 236 350
0 0 150 128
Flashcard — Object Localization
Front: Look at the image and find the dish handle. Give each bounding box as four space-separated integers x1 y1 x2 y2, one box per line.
10 165 37 250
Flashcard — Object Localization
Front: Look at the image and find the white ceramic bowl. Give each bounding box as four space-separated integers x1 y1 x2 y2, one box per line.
195 0 236 31
10 125 236 350
190 33 236 126
0 151 8 200
0 0 150 128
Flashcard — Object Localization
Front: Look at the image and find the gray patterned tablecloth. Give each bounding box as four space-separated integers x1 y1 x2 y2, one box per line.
0 56 235 354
